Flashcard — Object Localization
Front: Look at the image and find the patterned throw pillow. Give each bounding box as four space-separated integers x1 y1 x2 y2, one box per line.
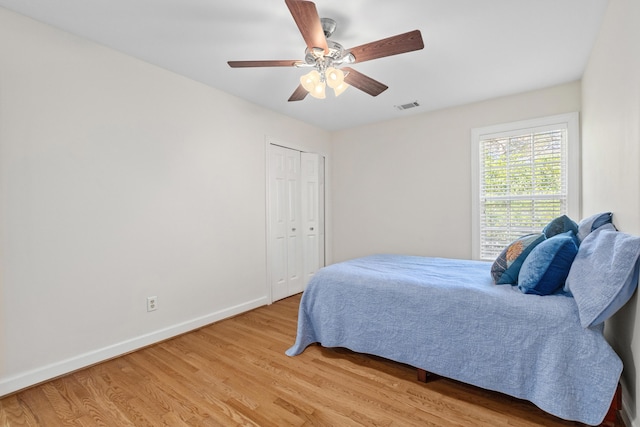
491 233 546 284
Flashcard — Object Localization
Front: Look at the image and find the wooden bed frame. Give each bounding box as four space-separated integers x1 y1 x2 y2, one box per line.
416 368 622 426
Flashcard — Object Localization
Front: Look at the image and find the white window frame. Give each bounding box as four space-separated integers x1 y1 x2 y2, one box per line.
471 112 581 261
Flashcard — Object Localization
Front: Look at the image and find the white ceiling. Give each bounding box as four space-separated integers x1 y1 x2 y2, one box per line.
0 0 608 131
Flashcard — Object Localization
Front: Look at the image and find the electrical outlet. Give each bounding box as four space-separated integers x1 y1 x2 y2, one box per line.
147 296 158 312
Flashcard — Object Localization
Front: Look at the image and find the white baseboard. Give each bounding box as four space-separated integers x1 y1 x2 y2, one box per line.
620 380 636 427
0 296 269 397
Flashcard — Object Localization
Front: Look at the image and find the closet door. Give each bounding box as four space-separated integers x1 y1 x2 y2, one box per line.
269 145 303 301
301 152 325 287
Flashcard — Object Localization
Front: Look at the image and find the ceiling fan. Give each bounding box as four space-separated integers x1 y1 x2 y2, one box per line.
228 0 424 102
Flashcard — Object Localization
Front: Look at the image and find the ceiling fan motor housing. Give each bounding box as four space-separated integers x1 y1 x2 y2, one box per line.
304 39 349 66
320 17 337 38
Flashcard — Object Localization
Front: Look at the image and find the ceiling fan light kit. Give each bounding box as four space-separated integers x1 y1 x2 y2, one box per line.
300 69 326 98
228 0 424 102
300 66 347 99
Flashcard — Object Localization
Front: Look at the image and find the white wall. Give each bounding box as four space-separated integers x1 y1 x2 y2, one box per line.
331 82 581 262
0 8 331 395
581 0 640 425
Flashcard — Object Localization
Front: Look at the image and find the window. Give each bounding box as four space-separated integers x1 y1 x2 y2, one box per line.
471 113 580 260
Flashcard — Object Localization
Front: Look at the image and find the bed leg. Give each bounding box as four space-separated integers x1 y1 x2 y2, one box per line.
417 368 436 383
600 383 622 427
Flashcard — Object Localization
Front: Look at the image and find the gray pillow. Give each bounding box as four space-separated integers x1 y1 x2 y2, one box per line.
565 226 640 327
577 212 614 242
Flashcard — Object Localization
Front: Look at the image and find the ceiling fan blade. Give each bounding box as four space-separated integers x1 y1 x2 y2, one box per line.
285 0 329 54
342 67 388 97
348 30 424 64
228 60 302 68
288 84 309 102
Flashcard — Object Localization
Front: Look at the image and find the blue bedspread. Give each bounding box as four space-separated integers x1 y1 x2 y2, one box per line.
286 254 622 425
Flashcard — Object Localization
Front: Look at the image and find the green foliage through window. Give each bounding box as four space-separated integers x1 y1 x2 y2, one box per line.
479 129 567 259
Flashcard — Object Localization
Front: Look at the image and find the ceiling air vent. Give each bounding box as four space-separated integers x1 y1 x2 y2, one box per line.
395 101 420 111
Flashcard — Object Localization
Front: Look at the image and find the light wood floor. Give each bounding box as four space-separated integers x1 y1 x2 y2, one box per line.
0 294 622 426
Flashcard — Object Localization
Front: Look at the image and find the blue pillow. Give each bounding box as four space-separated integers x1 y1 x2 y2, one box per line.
565 227 640 327
577 212 614 242
543 215 578 238
491 233 546 284
518 231 579 295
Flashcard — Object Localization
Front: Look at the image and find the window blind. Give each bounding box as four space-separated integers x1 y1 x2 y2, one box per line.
478 127 568 260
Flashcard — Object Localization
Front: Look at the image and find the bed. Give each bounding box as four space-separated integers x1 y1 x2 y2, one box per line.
286 215 640 426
